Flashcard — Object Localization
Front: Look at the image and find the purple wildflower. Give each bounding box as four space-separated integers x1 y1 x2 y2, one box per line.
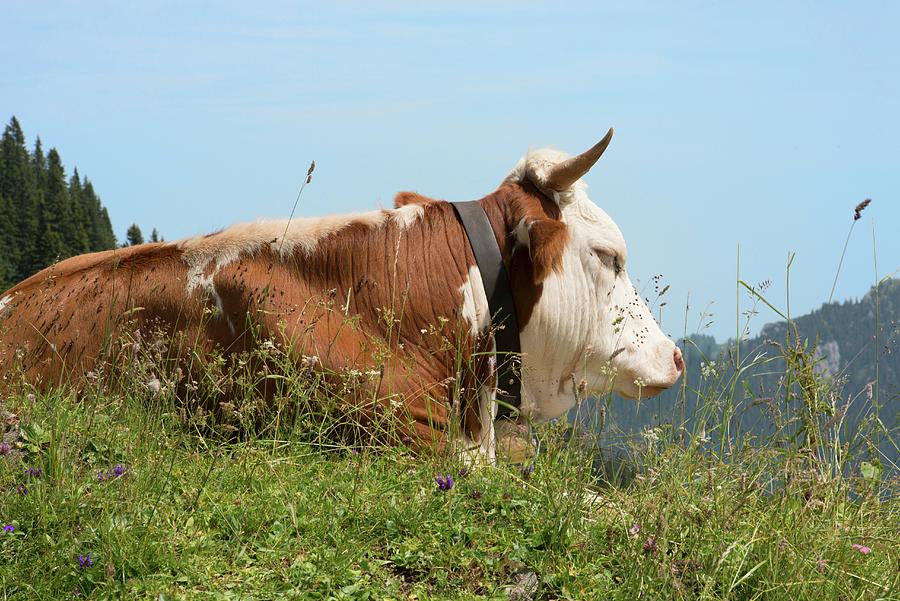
851 543 872 555
77 553 93 569
470 489 483 500
98 465 129 482
628 523 641 537
643 536 658 554
0 442 10 456
434 474 454 491
2 524 13 533
25 467 42 479
16 485 27 496
458 467 471 478
521 463 535 480
401 435 412 445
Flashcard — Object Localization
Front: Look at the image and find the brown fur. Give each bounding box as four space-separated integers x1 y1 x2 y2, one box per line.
0 182 566 447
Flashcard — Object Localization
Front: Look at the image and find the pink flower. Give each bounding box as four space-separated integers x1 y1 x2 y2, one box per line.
851 543 872 555
628 523 641 537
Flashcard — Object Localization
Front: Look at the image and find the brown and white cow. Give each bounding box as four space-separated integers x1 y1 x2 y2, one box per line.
0 130 682 458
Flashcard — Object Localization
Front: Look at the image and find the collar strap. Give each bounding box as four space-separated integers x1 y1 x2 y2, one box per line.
451 201 522 419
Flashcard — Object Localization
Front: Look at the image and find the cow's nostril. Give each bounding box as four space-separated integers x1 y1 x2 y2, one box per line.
673 347 684 373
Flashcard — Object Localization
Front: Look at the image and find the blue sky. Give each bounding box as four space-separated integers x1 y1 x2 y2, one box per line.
3 1 897 341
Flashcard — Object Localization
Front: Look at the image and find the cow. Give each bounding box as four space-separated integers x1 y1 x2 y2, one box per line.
0 130 683 459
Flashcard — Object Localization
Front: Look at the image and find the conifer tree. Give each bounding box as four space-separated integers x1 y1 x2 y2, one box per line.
0 192 12 285
0 117 39 284
66 167 91 254
125 224 144 246
33 148 69 269
83 178 117 250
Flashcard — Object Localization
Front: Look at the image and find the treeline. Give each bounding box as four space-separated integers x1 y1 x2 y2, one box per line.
0 116 118 290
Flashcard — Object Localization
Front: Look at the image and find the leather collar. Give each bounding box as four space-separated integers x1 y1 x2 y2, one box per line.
451 201 522 419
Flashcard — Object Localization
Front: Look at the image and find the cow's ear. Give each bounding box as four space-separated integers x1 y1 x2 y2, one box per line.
521 218 568 283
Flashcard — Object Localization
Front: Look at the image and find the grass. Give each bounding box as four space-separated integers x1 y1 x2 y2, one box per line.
0 368 896 600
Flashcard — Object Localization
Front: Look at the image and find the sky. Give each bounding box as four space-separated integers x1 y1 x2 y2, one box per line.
2 1 898 341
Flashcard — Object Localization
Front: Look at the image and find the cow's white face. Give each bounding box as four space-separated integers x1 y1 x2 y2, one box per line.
505 143 683 419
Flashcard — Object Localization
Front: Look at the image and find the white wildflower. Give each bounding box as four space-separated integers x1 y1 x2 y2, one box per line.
641 427 660 443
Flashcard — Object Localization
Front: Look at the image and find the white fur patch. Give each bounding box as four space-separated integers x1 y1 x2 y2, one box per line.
458 264 490 336
0 294 12 318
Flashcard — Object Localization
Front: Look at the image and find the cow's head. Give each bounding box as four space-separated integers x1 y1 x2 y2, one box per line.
504 129 683 419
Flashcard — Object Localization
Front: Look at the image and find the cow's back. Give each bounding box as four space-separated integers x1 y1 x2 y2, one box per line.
0 243 202 392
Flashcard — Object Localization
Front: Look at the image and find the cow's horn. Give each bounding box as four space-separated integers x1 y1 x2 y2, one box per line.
544 128 614 191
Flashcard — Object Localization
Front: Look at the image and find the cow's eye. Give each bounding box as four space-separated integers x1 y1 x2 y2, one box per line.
592 248 622 277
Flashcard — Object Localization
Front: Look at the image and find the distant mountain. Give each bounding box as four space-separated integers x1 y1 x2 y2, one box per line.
572 278 899 467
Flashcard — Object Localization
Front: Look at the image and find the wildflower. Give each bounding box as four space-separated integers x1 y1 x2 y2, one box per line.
401 435 412 445
458 467 471 478
434 474 454 491
853 198 871 221
640 427 659 443
26 393 35 402
146 377 161 395
700 360 717 379
816 558 827 572
25 467 42 479
521 463 535 480
470 489 483 500
2 524 13 533
0 442 10 456
629 523 641 537
16 485 27 496
851 543 872 555
98 464 128 482
77 553 93 569
643 536 658 554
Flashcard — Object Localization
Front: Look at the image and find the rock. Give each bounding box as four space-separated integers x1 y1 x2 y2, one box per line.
495 418 535 464
506 570 539 601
